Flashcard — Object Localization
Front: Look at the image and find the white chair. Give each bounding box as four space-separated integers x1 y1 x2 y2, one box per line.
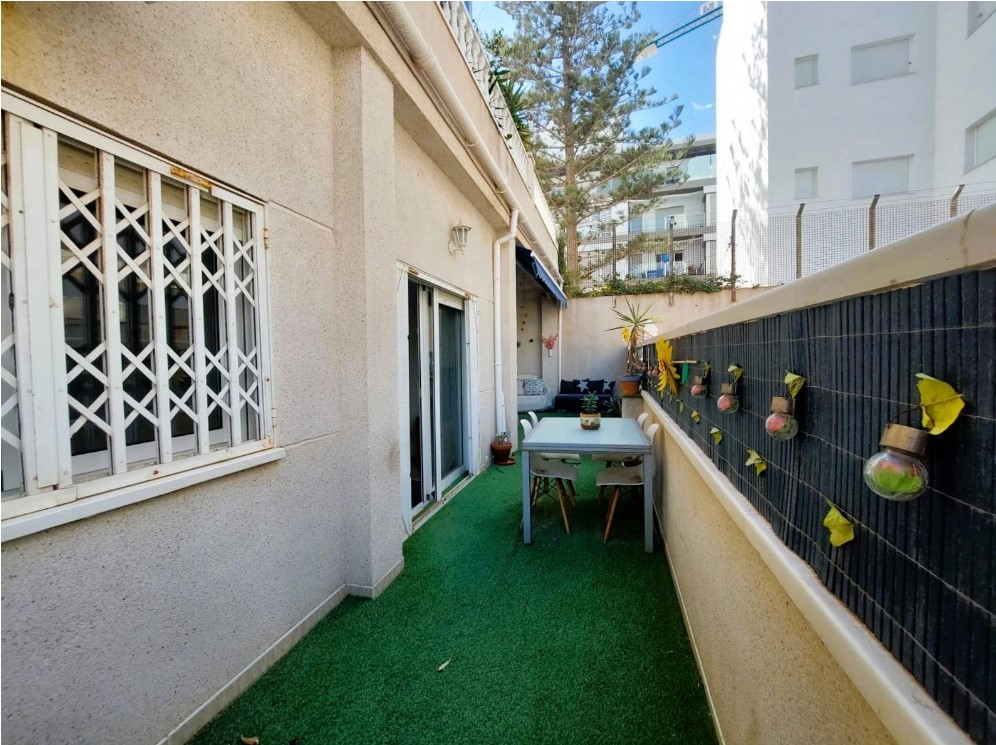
593 413 651 466
596 423 660 542
521 419 578 533
527 411 581 464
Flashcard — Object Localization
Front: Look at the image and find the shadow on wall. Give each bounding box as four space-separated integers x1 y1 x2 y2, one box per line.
721 13 770 286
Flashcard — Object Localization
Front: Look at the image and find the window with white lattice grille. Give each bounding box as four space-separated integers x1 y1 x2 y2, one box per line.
1 94 274 522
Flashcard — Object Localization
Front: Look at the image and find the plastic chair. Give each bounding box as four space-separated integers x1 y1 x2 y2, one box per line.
593 413 651 466
596 423 660 542
521 419 578 533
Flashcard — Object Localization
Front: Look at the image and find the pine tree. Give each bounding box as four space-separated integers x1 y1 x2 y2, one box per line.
496 1 689 280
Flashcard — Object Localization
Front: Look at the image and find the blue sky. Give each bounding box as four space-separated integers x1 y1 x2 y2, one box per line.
469 1 719 138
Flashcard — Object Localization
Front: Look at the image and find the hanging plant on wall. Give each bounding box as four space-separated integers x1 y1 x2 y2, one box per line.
765 371 805 441
863 373 966 501
710 427 723 445
717 365 742 413
690 361 710 398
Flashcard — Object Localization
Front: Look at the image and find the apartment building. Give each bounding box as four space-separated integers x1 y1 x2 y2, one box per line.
0 3 563 743
716 1 996 285
577 136 718 289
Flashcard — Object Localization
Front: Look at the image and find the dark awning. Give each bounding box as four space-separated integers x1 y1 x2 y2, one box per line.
515 244 568 307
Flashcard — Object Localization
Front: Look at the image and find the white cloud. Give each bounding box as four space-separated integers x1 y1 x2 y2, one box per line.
691 102 715 111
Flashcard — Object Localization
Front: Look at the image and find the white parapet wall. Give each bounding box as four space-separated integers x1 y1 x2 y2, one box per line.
640 205 995 745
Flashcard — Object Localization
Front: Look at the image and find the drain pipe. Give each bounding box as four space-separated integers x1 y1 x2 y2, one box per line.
380 2 544 439
492 209 518 437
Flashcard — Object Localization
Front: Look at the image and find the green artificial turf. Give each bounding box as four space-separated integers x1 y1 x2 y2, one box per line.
189 442 718 745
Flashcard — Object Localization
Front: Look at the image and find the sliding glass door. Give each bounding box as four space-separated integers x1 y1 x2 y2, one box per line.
407 279 467 517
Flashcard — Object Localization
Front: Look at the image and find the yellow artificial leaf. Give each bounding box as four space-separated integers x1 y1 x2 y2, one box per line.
701 361 711 378
915 374 965 435
745 448 766 476
728 364 743 383
656 338 679 396
710 427 722 445
784 371 805 399
823 502 854 547
691 409 701 423
678 401 685 413
437 659 451 671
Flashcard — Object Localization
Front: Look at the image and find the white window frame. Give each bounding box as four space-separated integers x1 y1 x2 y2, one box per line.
1 91 282 539
851 36 913 85
794 55 819 89
851 155 912 198
794 167 818 200
965 109 996 172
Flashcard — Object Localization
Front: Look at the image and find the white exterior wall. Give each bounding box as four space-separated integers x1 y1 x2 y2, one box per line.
716 0 769 284
934 2 996 188
767 2 937 208
0 3 555 743
717 1 996 286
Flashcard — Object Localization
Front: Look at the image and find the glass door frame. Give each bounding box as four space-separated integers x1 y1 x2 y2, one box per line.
433 288 468 492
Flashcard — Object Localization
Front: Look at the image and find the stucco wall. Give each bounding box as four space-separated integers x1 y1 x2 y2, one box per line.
560 289 770 385
0 2 524 743
644 399 898 745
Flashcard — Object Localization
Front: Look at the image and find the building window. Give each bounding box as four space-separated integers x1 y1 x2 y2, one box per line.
794 167 818 199
966 109 996 171
851 155 912 198
1 95 274 521
851 36 912 85
968 1 996 35
794 55 818 88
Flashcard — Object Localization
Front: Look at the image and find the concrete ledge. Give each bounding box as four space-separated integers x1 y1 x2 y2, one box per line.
157 583 349 745
654 203 996 342
645 392 972 745
347 557 405 599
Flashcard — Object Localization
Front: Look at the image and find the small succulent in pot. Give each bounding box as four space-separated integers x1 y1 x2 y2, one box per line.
581 392 599 414
580 392 601 430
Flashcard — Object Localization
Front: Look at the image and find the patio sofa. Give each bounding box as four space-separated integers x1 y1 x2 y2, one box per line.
553 378 616 412
517 376 550 412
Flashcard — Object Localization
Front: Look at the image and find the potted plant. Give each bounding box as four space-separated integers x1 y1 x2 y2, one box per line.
580 392 601 430
490 432 514 466
607 298 657 397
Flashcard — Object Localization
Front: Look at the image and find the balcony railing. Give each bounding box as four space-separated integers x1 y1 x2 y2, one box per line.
437 1 559 243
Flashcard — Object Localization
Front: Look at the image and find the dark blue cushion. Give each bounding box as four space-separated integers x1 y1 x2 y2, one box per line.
559 379 581 394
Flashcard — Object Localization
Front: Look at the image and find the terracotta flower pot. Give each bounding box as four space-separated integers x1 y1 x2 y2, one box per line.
618 375 641 397
490 441 514 465
580 412 601 430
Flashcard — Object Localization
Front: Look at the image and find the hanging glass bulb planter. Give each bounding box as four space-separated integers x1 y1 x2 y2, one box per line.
716 383 739 413
690 375 707 398
765 396 799 440
863 424 929 501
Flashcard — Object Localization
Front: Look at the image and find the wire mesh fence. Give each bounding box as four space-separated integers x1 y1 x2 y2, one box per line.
575 184 996 294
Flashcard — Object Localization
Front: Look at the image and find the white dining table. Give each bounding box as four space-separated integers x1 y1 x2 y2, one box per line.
520 417 654 552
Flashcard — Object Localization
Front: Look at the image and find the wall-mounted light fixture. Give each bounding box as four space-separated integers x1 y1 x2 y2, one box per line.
449 223 471 255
